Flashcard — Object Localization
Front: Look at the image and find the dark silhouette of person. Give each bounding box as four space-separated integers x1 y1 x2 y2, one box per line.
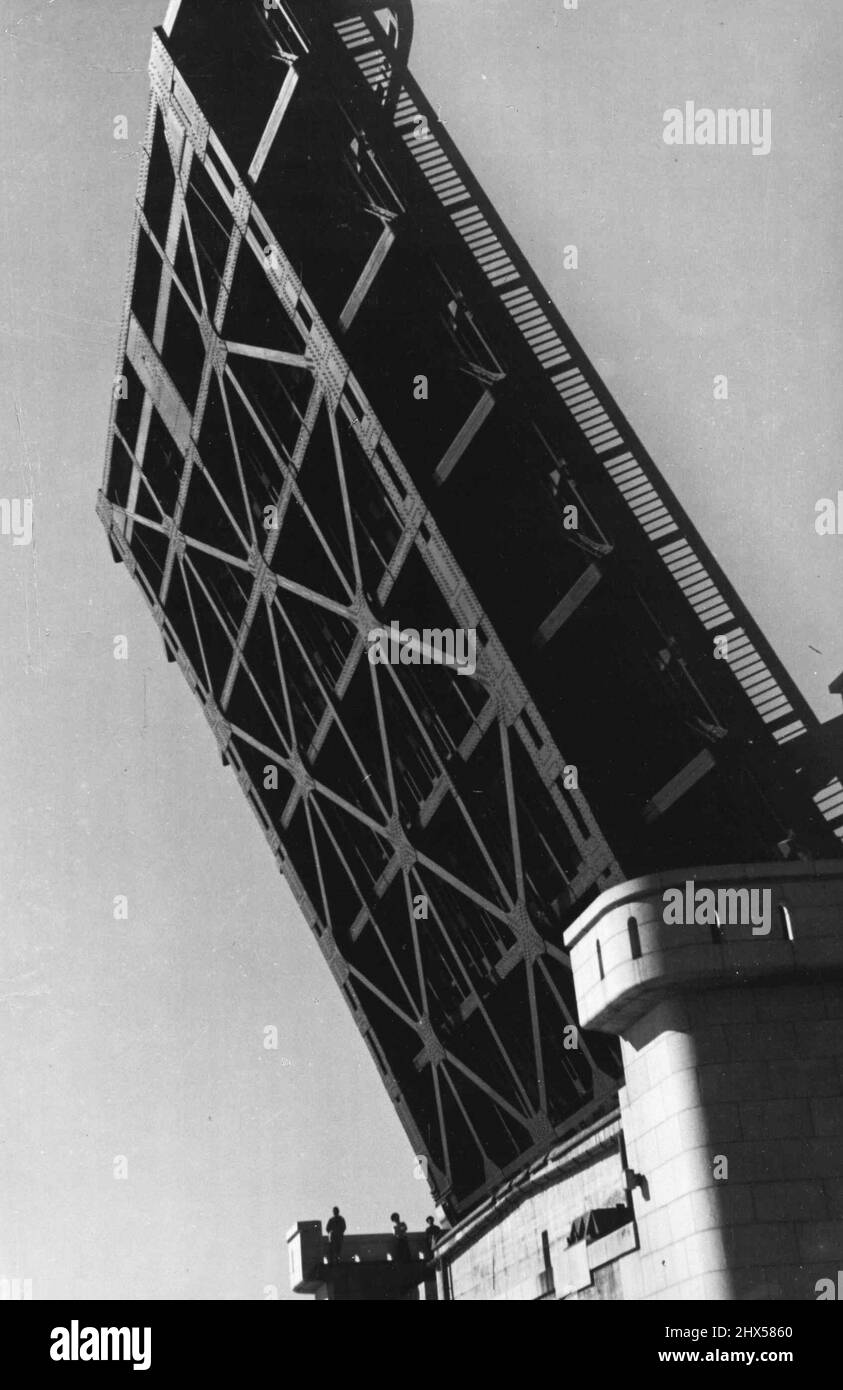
327 1206 346 1263
423 1215 441 1260
390 1210 412 1263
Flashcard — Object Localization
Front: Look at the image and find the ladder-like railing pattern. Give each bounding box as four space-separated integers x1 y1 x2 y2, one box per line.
332 11 841 840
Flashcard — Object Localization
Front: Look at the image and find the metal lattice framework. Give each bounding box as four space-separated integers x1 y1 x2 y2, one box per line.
99 14 627 1217
99 0 842 1218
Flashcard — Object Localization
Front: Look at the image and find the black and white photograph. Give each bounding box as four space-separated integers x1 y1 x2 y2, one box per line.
1 0 842 1356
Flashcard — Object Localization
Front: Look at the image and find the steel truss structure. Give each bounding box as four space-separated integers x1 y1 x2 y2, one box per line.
99 0 843 1218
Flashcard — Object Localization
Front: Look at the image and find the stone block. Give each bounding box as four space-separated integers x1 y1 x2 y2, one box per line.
664 1240 690 1287
651 1112 689 1167
667 1272 729 1301
618 1046 651 1096
797 1221 843 1263
678 1101 743 1148
675 1105 710 1153
627 1083 677 1139
752 983 824 1021
625 1126 660 1174
821 1179 843 1218
752 1180 829 1224
645 1038 679 1088
800 1138 843 1179
738 1098 812 1140
793 1020 843 1058
639 1250 668 1294
675 1230 730 1278
690 1024 731 1065
724 1222 799 1268
639 1206 672 1255
798 938 843 971
821 982 843 1017
689 1183 754 1232
725 1139 792 1183
766 1058 839 1098
667 1193 696 1245
648 1149 715 1206
731 1266 784 1301
698 1061 770 1104
724 1020 796 1062
651 1069 704 1121
810 1097 843 1137
686 989 757 1025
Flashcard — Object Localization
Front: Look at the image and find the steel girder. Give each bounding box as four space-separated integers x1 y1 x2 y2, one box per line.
100 24 625 1218
101 1 842 1218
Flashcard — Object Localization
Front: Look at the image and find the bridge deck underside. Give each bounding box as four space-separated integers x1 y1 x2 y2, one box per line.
99 0 842 1218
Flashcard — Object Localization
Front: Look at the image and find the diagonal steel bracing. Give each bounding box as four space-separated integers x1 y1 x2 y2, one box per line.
99 20 625 1217
101 2 841 1219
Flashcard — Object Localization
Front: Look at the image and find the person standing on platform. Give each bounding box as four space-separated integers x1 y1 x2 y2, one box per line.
423 1215 441 1260
390 1211 412 1263
327 1206 346 1263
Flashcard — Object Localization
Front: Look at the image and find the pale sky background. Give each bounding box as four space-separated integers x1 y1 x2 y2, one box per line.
0 0 840 1300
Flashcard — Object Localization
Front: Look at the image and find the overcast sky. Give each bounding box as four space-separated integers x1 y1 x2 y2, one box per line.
0 0 840 1301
